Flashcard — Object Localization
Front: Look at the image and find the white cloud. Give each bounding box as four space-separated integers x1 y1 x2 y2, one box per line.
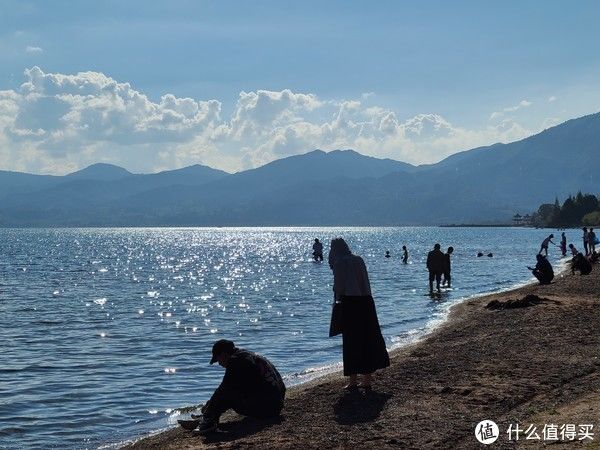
25 45 43 53
542 117 561 129
0 67 543 175
490 100 532 120
548 96 557 103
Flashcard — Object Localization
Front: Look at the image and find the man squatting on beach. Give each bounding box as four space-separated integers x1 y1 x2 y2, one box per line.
197 339 286 434
528 254 554 285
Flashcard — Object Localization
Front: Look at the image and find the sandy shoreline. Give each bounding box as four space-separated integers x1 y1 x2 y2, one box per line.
123 267 599 449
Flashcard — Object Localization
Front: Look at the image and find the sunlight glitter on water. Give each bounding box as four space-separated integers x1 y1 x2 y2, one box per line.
0 226 568 449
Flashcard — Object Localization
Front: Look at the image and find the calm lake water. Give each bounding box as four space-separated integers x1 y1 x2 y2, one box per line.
0 227 570 449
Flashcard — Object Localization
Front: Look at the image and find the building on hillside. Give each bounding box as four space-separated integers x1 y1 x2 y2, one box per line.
512 213 533 227
512 214 523 226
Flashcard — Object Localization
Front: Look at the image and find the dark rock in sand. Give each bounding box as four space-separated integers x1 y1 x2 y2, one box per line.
486 294 551 310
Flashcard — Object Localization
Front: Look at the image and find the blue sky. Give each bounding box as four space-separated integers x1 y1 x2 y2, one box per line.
1 0 599 174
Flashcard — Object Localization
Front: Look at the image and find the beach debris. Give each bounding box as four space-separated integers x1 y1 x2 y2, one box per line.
486 294 551 310
178 419 200 431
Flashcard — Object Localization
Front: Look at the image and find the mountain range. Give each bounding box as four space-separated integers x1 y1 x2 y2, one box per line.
1 112 599 226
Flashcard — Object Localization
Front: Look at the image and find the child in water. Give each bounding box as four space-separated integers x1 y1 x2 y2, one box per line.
402 246 408 264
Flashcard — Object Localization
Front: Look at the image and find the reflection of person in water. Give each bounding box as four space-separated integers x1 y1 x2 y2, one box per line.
571 252 592 275
312 238 323 262
401 245 408 264
442 246 453 288
528 254 554 284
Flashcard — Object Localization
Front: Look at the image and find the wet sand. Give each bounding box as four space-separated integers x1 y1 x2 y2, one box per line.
124 268 599 449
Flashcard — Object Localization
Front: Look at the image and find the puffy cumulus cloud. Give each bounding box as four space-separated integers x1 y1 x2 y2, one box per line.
401 114 453 140
1 67 223 173
15 67 221 145
0 67 541 174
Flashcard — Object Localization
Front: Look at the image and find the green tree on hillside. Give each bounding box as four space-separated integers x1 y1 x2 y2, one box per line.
533 192 599 227
583 211 600 226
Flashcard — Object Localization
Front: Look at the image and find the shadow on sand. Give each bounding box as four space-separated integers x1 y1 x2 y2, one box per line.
333 390 392 425
196 416 284 444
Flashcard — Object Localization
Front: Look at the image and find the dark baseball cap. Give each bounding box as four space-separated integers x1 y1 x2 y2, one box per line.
210 339 236 364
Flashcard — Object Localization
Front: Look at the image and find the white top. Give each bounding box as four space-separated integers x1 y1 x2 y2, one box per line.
332 255 372 301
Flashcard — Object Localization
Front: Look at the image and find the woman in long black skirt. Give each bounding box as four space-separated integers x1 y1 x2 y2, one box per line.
328 238 390 390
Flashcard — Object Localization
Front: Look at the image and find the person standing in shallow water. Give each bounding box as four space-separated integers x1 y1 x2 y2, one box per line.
426 243 445 293
560 232 567 257
402 245 409 264
583 227 589 256
539 234 555 256
589 228 597 254
328 238 390 391
442 246 454 288
312 238 324 262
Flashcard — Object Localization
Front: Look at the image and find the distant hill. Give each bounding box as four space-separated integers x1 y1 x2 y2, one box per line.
66 163 132 181
0 171 59 198
115 149 415 211
0 163 229 225
0 112 599 226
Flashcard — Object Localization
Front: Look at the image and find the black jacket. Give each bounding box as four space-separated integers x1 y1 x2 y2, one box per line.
215 349 285 403
443 253 451 273
535 257 554 279
427 249 445 273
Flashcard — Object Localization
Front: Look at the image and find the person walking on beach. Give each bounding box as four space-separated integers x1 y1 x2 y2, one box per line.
442 246 454 288
328 238 389 391
538 234 555 256
589 228 597 254
402 245 409 264
196 339 286 434
528 254 554 285
426 243 445 294
583 227 589 256
313 238 324 262
560 232 567 257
